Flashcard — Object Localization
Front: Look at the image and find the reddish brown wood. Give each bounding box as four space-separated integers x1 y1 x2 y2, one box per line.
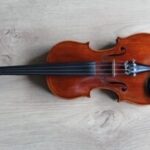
46 33 150 104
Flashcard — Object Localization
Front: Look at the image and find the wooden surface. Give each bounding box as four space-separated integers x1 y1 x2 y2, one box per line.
1 0 150 150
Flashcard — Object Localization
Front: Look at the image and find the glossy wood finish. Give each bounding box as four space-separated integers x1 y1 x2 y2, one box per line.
46 33 150 104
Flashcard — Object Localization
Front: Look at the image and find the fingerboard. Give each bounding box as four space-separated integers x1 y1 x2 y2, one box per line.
0 62 96 76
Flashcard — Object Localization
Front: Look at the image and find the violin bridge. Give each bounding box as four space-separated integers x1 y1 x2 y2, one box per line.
112 59 116 77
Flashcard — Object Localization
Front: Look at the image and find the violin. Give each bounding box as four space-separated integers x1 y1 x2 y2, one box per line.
1 33 150 104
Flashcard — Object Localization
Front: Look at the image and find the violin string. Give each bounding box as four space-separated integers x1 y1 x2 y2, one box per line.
0 70 125 75
0 73 126 75
0 69 126 73
0 65 125 69
0 68 126 72
0 64 124 69
0 69 126 75
0 63 125 68
1 68 126 70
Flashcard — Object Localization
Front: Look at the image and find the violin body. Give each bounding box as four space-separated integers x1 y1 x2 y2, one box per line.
46 33 150 104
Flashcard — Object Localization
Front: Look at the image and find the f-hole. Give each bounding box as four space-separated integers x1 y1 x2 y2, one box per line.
108 46 126 57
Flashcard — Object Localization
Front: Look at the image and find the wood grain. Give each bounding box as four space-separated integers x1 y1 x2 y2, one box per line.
0 0 150 150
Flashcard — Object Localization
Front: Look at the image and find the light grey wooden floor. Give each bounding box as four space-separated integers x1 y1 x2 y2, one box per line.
1 0 150 150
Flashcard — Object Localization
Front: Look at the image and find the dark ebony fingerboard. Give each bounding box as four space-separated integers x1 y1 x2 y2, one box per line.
0 62 96 76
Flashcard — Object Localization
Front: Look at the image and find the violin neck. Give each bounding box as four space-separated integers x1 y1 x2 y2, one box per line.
0 62 96 76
